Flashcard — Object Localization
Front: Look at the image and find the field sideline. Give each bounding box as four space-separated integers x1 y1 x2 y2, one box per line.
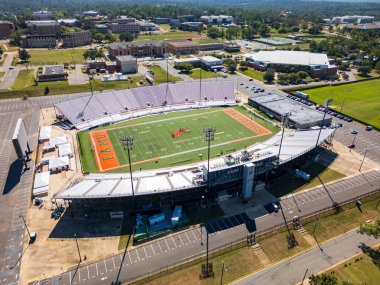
305 79 380 129
78 106 279 173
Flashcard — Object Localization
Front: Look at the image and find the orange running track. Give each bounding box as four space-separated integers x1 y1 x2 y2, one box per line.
89 130 120 172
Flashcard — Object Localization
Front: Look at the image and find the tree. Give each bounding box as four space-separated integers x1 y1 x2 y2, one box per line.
358 65 372 76
328 25 334 33
9 30 22 47
227 62 237 73
309 273 338 285
259 25 270 37
44 86 50 95
225 26 240 40
94 33 104 43
359 217 380 238
375 61 380 73
18 48 30 62
104 34 116 43
119 32 134 42
263 71 274 83
0 46 3 57
287 73 299 84
83 48 104 60
177 63 193 73
207 27 220 39
342 73 349 80
278 73 288 84
297 71 309 81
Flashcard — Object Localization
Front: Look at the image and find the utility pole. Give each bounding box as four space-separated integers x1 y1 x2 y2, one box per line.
277 112 291 163
19 215 31 239
359 149 369 172
120 136 136 211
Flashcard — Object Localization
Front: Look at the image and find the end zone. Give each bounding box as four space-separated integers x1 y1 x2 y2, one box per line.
89 130 120 172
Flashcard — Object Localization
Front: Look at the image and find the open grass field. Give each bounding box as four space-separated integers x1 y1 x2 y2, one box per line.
268 163 345 197
239 68 265 82
325 250 380 285
0 69 143 98
137 31 207 41
305 79 380 129
147 65 182 84
78 106 279 173
187 68 222 80
17 49 86 65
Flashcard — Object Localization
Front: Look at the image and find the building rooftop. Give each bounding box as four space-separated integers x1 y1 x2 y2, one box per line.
244 50 332 67
116 55 137 61
109 40 163 49
250 93 332 127
346 24 380 30
200 56 223 62
26 20 59 26
57 18 79 24
42 65 65 75
165 40 199 47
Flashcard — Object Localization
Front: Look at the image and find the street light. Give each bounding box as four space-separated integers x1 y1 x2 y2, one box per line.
359 149 369 172
277 112 291 163
19 215 31 239
73 234 82 262
203 127 216 194
120 136 136 211
315 98 333 148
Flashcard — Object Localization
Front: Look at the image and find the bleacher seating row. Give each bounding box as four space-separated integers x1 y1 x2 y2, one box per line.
55 81 236 129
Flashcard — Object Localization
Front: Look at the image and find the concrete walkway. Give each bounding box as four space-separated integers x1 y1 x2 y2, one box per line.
232 228 379 285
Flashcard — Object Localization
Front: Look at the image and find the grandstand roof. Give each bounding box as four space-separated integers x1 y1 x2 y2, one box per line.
56 128 333 200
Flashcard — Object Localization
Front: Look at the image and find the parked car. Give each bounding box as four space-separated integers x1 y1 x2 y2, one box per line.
351 130 358 134
272 203 279 213
366 126 373 131
347 144 355 149
249 78 253 81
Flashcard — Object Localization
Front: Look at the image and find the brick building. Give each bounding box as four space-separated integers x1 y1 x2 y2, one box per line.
109 22 140 34
21 35 56 48
0 21 14 39
26 21 61 36
109 40 164 58
61 31 93 48
164 40 200 55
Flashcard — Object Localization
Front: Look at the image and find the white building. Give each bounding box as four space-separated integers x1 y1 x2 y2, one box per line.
324 15 375 24
200 15 233 25
115 56 137 74
33 10 53 20
199 56 223 71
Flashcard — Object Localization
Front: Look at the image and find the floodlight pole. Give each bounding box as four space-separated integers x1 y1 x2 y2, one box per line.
19 215 31 239
359 149 368 172
120 136 136 211
74 234 82 262
199 66 202 102
277 112 291 164
315 98 333 148
203 127 216 195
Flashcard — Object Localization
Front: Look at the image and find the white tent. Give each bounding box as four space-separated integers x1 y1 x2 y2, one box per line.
58 143 73 157
39 126 52 142
49 135 67 147
48 157 70 172
33 172 50 196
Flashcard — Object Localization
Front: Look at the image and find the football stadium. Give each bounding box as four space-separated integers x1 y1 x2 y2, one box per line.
54 81 334 215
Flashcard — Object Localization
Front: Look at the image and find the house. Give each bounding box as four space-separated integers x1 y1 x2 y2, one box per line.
115 56 138 74
37 65 67 82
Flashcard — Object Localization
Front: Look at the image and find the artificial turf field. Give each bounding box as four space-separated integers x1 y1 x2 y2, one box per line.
305 79 380 129
78 106 279 173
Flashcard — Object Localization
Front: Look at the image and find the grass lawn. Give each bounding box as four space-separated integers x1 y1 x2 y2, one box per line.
137 31 204 41
17 49 86 65
0 53 8 67
305 79 380 129
325 251 380 285
146 65 182 84
304 192 380 243
259 230 311 261
79 106 279 173
268 163 346 197
1 70 143 99
239 68 265 82
193 38 222 44
187 68 222 80
1 43 19 52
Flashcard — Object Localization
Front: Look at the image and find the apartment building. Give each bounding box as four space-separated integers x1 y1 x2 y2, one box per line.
61 30 93 48
26 21 61 36
0 21 14 39
21 35 56 48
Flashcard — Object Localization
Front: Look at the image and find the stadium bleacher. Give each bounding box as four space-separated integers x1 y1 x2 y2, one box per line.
55 81 235 129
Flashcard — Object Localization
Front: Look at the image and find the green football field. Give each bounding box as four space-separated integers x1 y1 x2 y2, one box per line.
305 79 380 129
78 106 279 173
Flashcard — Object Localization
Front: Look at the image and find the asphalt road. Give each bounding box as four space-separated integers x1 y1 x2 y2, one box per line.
232 228 380 285
39 170 380 285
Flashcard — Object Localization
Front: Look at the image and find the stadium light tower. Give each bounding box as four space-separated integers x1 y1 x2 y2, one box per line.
203 127 216 194
120 136 136 211
277 112 292 163
315 98 333 148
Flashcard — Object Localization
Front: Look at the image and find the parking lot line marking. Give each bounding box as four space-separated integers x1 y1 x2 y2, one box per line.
178 234 185 246
151 244 156 255
112 257 116 270
104 260 107 272
135 249 141 261
128 251 132 264
78 267 81 281
171 237 178 248
191 230 198 241
185 232 191 243
143 246 149 258
87 266 90 280
164 239 171 251
70 271 72 282
209 223 217 233
221 219 229 230
157 241 164 253
231 215 240 225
